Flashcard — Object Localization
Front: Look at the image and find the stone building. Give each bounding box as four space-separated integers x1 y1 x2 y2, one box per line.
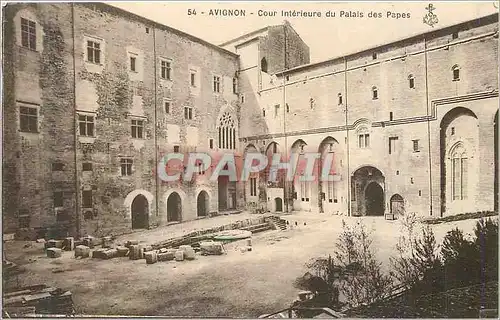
221 13 499 218
2 2 498 238
3 3 240 237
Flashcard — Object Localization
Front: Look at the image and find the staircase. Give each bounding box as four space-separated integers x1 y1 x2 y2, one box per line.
240 223 273 234
266 215 287 231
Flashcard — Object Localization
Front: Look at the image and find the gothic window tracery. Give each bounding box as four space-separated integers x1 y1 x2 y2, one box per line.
217 112 236 150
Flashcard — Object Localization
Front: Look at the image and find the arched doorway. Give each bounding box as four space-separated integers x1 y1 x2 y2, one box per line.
275 197 283 212
131 195 149 229
197 191 209 217
365 182 384 216
167 192 182 222
390 194 405 216
351 166 385 216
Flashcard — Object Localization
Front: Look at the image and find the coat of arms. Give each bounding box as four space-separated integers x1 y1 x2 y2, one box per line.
423 4 439 27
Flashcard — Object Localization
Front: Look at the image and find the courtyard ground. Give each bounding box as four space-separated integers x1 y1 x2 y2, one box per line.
3 211 491 317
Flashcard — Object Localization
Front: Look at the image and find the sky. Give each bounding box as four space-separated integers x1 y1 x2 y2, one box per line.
111 1 498 63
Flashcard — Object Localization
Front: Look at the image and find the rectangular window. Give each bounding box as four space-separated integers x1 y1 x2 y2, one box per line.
78 115 95 137
412 139 420 152
184 107 193 120
161 60 172 80
120 158 133 176
86 40 101 64
190 72 196 87
453 68 460 81
389 137 398 154
233 78 237 94
213 76 221 92
130 56 136 72
164 101 170 114
274 104 280 117
409 77 415 89
131 119 144 139
19 106 38 133
21 18 36 50
209 139 214 149
250 178 257 196
338 94 343 105
82 162 93 171
174 145 180 153
53 191 63 208
358 134 369 148
389 112 393 121
82 190 93 208
52 162 64 171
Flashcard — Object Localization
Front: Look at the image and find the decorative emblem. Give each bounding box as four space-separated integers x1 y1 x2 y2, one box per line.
423 4 439 28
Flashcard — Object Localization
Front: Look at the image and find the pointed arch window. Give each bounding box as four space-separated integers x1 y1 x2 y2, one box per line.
217 112 236 150
451 143 468 200
452 65 460 81
408 74 415 89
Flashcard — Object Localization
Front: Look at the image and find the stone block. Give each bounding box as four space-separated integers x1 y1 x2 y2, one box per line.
125 240 139 248
174 249 184 261
157 252 175 261
82 236 96 249
200 241 224 255
102 236 113 248
129 244 144 260
179 245 195 260
144 251 158 264
46 248 62 258
116 246 129 257
103 249 118 259
92 248 107 259
63 237 74 251
75 245 90 258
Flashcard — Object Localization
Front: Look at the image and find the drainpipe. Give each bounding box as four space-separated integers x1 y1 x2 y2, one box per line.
424 36 434 217
71 4 81 238
344 56 351 217
153 26 159 223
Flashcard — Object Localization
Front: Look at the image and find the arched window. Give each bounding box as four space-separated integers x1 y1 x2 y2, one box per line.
217 112 236 150
408 74 415 88
451 143 467 200
372 86 378 100
261 58 268 73
452 65 460 81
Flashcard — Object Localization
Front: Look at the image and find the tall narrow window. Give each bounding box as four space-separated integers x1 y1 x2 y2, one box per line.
120 158 133 176
389 137 398 154
21 18 36 50
261 57 268 73
451 144 468 200
452 65 460 81
232 78 237 94
164 100 171 114
130 56 136 72
209 138 214 149
161 60 172 80
78 115 95 137
274 104 280 117
262 109 266 117
372 86 378 100
184 107 193 120
338 93 343 105
213 76 221 93
82 190 93 208
408 75 415 88
86 40 101 64
217 112 235 150
19 106 38 133
250 177 257 196
131 119 144 139
372 52 377 60
357 127 370 148
53 191 63 208
389 112 394 121
190 70 196 87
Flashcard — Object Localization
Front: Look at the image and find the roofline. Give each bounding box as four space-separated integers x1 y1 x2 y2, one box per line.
219 26 271 47
277 13 499 76
81 3 238 58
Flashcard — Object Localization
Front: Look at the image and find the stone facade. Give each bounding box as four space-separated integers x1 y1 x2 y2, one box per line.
222 13 499 218
3 3 498 237
3 3 239 237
